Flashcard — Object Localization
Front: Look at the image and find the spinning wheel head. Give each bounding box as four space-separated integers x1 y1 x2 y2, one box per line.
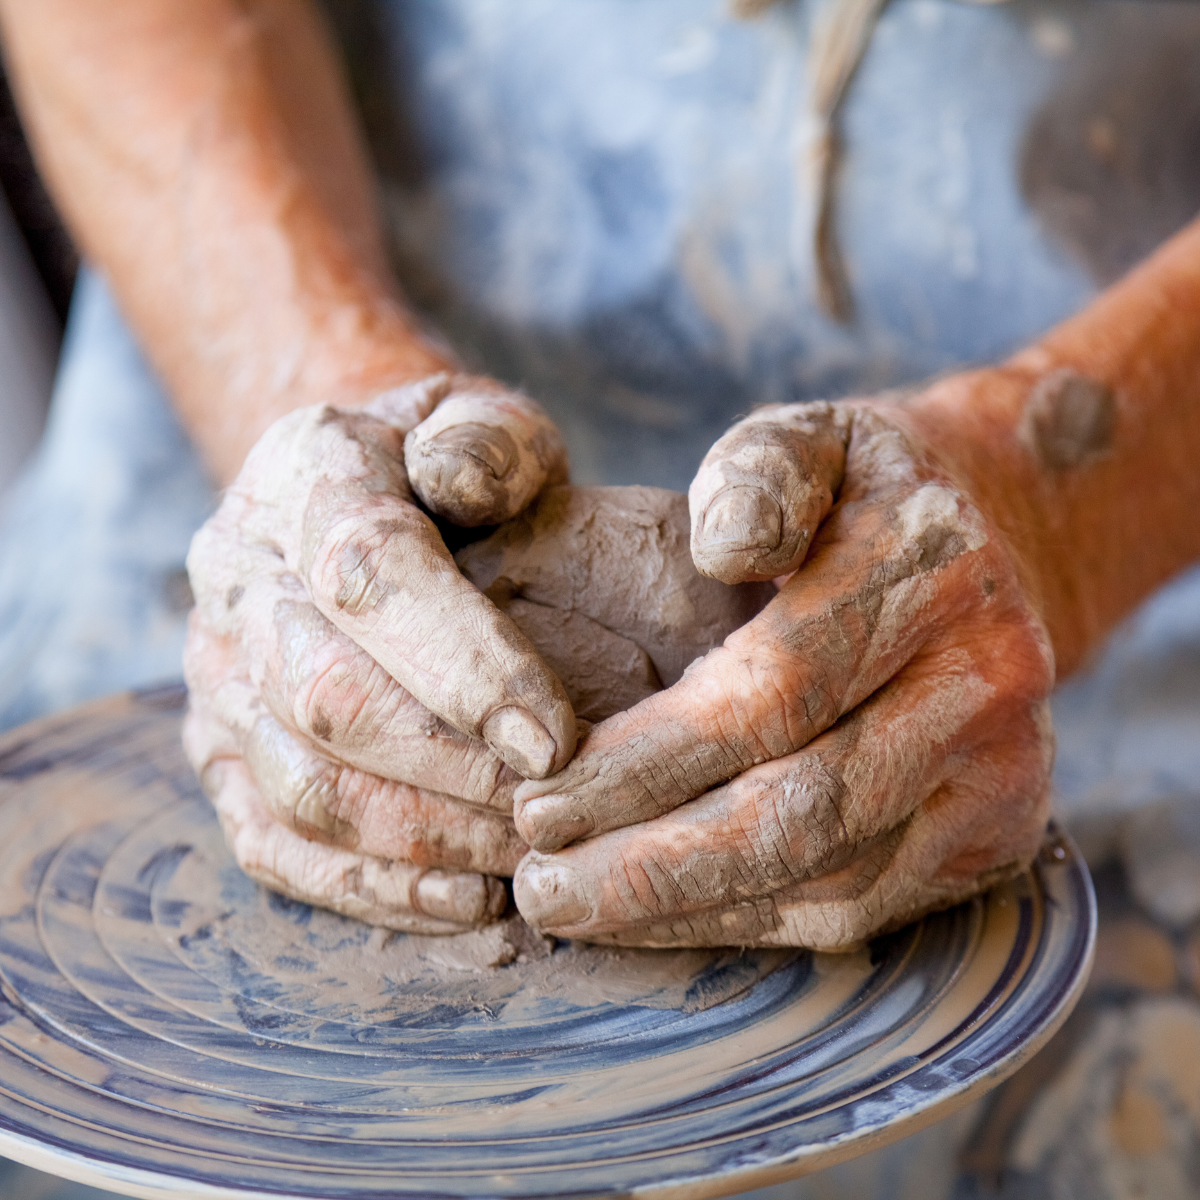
0 687 1094 1200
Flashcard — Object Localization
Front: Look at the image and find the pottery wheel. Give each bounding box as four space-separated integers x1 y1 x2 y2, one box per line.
0 686 1094 1200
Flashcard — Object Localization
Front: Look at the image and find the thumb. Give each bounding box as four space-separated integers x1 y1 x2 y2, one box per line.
689 402 849 583
401 375 568 527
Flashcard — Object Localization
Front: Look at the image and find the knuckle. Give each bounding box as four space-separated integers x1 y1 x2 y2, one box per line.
610 847 693 924
611 855 665 921
181 709 237 785
471 757 519 812
285 765 336 833
732 760 849 888
290 767 361 846
465 813 525 876
306 511 401 617
185 521 220 580
229 820 283 888
240 820 366 911
890 483 988 576
994 701 1056 783
983 620 1056 712
294 647 375 746
1014 619 1057 696
185 524 235 616
315 535 376 615
797 765 853 866
700 651 809 760
246 720 357 844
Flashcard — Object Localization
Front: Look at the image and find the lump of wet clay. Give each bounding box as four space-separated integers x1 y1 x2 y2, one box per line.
455 486 777 722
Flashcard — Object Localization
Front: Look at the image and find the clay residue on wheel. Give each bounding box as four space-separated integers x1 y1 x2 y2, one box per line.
169 827 795 1020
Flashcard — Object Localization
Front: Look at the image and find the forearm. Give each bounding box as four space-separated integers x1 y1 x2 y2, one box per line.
0 0 449 483
906 216 1200 677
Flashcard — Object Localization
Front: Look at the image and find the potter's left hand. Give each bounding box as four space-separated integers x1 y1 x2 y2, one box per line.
511 390 1055 950
183 374 575 937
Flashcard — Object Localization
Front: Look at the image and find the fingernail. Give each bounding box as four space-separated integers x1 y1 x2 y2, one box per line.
518 795 593 850
701 487 782 551
515 858 591 928
430 425 514 479
483 707 557 778
416 870 490 924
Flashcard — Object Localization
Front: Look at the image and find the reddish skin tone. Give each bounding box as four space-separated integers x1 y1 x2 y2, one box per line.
0 0 447 481
514 406 1059 948
3 0 1200 945
513 227 1200 946
912 231 1200 676
0 0 576 932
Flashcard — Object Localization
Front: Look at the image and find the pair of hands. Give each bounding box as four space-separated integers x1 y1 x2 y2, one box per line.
184 371 1054 951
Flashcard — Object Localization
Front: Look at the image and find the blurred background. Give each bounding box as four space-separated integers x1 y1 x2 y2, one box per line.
0 58 74 502
0 57 114 1200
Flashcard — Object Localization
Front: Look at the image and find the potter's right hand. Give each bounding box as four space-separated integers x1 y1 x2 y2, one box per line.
183 373 576 935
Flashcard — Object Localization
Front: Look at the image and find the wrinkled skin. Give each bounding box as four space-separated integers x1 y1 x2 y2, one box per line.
184 380 767 938
187 373 1053 950
513 401 1055 951
184 372 576 935
9 0 1199 953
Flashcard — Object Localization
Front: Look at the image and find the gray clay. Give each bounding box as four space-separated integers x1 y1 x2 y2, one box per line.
455 486 777 721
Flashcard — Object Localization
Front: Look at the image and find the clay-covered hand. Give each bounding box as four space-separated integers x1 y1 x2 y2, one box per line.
183 373 576 935
512 401 1055 951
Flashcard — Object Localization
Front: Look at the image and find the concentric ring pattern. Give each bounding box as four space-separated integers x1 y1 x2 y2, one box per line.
0 687 1095 1200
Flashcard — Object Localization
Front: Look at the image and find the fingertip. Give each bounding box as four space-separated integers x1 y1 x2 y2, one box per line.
406 420 525 526
514 853 592 931
404 384 565 527
689 403 848 584
481 705 576 780
513 792 594 852
415 870 508 925
691 485 787 583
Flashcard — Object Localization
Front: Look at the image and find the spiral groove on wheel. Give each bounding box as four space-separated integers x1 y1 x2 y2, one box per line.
0 688 1094 1200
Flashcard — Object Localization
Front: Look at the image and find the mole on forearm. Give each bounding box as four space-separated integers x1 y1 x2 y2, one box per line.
1019 368 1116 471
